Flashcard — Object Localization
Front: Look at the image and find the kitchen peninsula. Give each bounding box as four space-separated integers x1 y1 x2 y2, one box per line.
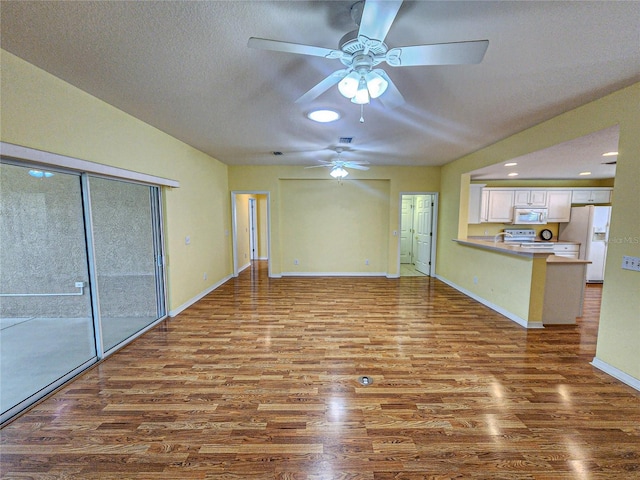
454 238 590 327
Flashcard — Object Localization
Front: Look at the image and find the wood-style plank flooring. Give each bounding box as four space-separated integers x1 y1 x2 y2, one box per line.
2 262 639 479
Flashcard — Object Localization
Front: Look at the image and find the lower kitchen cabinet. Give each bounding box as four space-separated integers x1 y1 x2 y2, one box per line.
553 242 580 259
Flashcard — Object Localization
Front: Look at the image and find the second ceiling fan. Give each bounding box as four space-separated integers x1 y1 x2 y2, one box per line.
248 0 489 109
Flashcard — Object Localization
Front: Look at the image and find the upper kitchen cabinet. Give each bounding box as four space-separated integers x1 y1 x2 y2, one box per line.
514 190 547 207
546 190 572 222
571 188 612 204
468 184 486 224
486 190 515 223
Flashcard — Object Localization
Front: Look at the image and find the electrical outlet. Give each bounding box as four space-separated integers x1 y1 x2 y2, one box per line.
473 276 478 284
365 259 369 265
294 259 299 265
185 235 191 245
622 255 640 272
203 272 207 280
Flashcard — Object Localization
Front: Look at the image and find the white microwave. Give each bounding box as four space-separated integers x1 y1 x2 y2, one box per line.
512 207 548 225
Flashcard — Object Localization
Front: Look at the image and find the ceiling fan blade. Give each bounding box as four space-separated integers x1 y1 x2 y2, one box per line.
343 160 370 166
358 0 403 45
304 163 332 169
248 37 343 59
386 40 489 67
374 69 405 109
344 163 369 171
295 69 349 104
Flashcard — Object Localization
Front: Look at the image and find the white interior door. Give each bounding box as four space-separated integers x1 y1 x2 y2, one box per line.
400 196 413 264
414 195 432 275
249 197 258 261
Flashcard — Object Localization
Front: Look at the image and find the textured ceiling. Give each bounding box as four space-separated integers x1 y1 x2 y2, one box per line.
1 1 639 178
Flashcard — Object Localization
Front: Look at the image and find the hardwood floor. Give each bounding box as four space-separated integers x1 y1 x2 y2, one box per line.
1 262 639 479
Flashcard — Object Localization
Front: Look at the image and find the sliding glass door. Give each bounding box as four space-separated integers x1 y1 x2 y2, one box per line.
0 163 96 417
0 161 167 424
88 177 165 352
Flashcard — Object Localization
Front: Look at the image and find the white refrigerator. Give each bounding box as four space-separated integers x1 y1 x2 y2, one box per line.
558 205 611 283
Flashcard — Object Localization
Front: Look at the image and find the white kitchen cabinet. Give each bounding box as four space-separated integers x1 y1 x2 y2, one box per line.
546 190 572 222
467 184 485 224
571 188 612 204
514 189 547 207
486 190 514 223
553 242 580 259
481 190 489 222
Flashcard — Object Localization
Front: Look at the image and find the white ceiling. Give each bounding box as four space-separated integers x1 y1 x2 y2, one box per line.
1 1 639 179
469 125 619 181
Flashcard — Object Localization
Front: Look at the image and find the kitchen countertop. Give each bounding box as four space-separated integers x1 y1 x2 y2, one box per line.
546 254 591 264
454 238 583 261
454 238 555 257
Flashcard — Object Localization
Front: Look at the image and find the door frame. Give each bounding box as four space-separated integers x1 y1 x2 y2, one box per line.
397 192 438 276
231 191 271 277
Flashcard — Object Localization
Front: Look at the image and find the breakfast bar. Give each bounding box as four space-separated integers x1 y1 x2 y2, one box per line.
454 238 590 326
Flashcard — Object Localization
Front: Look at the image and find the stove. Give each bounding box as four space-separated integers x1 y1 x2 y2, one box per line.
503 229 537 242
503 229 554 248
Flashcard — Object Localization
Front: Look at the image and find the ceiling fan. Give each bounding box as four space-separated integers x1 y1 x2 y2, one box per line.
248 0 489 109
304 148 369 178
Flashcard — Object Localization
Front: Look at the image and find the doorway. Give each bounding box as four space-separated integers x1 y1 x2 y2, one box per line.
231 192 270 277
399 193 438 277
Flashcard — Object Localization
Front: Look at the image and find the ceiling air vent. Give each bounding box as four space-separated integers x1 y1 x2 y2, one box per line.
338 137 353 144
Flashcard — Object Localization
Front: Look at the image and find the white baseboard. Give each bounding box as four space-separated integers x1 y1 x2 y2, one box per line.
280 271 387 277
168 274 233 317
435 275 542 329
238 262 251 273
591 357 640 392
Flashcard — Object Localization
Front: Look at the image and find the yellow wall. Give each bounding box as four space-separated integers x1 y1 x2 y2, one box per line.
280 179 389 274
228 165 440 276
257 195 268 259
0 50 233 312
439 83 640 381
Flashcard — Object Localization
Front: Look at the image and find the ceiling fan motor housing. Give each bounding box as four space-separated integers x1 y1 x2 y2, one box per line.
339 29 387 64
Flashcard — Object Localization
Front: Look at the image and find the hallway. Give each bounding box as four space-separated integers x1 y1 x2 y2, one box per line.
1 262 638 478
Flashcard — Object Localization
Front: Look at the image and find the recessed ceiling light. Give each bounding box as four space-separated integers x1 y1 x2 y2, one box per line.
507 172 519 177
579 171 592 176
306 109 341 123
504 162 518 167
602 151 618 157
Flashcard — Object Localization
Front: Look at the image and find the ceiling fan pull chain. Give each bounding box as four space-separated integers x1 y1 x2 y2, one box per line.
360 104 365 123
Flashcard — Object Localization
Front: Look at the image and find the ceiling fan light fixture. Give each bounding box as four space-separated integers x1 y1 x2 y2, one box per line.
351 77 370 104
338 71 360 99
365 71 388 99
330 166 349 179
